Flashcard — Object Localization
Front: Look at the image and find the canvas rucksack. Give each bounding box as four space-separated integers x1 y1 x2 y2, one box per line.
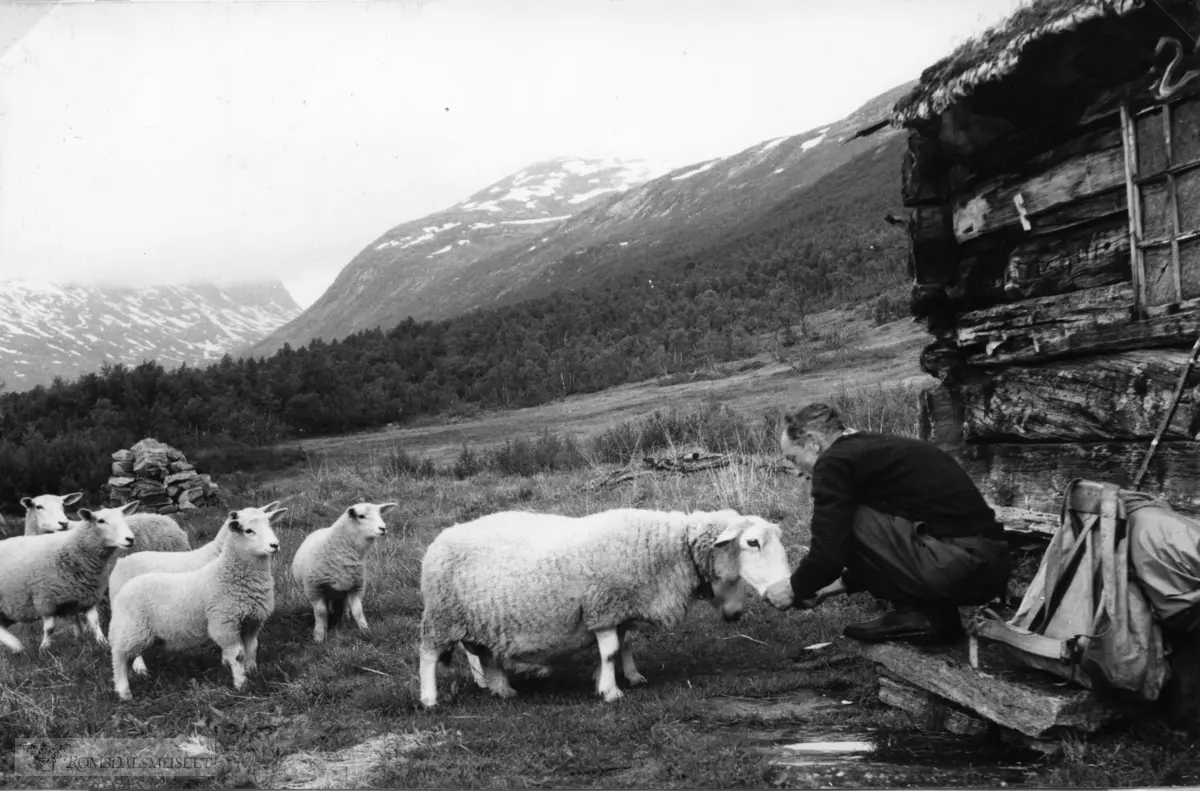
971 479 1170 703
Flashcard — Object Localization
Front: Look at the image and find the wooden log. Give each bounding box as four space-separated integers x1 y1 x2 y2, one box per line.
918 341 963 381
953 145 1127 243
960 350 1200 443
861 641 1124 739
964 307 1200 367
956 283 1135 360
969 441 1200 515
917 384 964 458
1002 218 1131 300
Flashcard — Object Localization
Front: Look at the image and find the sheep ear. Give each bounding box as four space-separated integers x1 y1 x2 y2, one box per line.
347 506 360 520
378 502 398 513
783 414 797 427
63 492 83 506
262 500 281 512
121 501 140 515
20 497 34 511
714 525 741 548
228 518 243 533
266 507 288 520
77 508 95 522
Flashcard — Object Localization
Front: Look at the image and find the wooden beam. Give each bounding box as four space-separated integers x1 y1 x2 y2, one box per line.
956 283 1135 351
902 133 949 207
969 440 1200 515
918 384 965 459
963 307 1200 367
911 205 958 285
1002 219 1130 300
861 641 1125 740
960 350 1200 442
953 146 1127 243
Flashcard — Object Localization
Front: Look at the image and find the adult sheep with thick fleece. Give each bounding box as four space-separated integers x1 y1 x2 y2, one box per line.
418 507 792 707
108 503 286 701
0 503 138 654
20 492 82 535
291 501 398 644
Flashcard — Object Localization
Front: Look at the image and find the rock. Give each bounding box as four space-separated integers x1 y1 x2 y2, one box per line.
112 450 135 463
164 471 197 486
112 462 134 476
105 438 216 512
108 476 136 488
168 461 195 474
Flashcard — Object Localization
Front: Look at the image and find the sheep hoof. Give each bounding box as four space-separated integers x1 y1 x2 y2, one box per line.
491 685 517 699
116 688 132 702
600 687 625 703
132 657 148 676
420 696 438 708
625 671 648 686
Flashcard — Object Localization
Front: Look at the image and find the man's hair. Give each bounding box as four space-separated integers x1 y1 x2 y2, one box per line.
783 402 845 439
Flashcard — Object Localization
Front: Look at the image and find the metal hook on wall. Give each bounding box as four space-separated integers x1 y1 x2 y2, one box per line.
1153 36 1200 101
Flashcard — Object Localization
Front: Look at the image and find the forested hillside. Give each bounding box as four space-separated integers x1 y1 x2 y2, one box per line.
0 134 907 509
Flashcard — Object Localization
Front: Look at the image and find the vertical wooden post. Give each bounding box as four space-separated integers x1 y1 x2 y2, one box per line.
1162 103 1185 303
1122 104 1147 320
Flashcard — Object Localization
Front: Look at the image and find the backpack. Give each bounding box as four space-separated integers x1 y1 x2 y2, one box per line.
971 479 1169 702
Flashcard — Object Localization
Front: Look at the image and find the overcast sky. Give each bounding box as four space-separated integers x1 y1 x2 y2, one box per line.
0 0 1027 308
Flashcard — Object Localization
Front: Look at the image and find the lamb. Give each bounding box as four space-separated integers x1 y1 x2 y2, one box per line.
123 513 191 553
417 507 792 707
0 503 138 654
106 504 270 675
290 501 398 644
20 492 82 535
108 502 286 701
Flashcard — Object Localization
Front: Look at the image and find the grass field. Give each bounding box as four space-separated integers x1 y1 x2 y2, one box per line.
2 314 1199 788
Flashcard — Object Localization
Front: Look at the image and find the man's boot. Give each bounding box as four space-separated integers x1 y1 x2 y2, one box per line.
842 604 964 645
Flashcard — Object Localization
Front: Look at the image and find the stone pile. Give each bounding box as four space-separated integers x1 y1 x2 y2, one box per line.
105 438 220 514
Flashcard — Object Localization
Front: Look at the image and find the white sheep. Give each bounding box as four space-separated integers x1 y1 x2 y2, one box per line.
108 503 286 701
290 501 397 644
418 507 792 707
0 503 138 654
106 505 263 675
20 492 82 535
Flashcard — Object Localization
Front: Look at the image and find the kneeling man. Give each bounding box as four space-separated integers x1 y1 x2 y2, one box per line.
765 402 1011 645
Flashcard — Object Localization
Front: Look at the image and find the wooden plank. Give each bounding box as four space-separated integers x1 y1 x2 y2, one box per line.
953 145 1128 243
1002 219 1130 300
956 283 1135 352
1123 103 1148 320
969 441 1200 515
963 307 1200 367
861 642 1124 739
959 350 1200 442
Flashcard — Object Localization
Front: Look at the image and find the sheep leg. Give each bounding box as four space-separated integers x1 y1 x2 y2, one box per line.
594 628 624 702
460 643 488 688
112 649 134 701
39 617 58 652
310 599 329 644
242 625 261 674
348 591 371 636
211 624 248 690
0 625 24 654
618 628 647 686
481 661 517 699
83 607 107 646
419 643 445 708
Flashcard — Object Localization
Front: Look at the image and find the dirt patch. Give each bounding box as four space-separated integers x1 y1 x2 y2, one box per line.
256 730 444 789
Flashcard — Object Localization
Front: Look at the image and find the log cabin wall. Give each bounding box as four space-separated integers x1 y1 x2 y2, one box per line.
901 2 1200 514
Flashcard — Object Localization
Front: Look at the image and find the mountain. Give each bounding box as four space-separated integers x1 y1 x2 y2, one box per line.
0 280 301 391
249 157 663 357
249 81 912 358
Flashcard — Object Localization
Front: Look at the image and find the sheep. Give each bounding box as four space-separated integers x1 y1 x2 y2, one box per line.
0 503 138 654
108 502 286 701
106 501 280 676
20 492 82 535
417 507 792 707
290 501 398 644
